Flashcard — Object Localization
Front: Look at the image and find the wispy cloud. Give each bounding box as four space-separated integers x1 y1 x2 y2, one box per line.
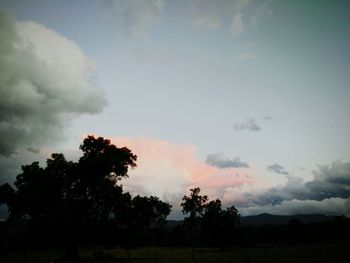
192 15 221 30
206 153 249 168
100 0 164 37
233 118 262 131
262 116 273 121
267 163 289 175
188 0 272 35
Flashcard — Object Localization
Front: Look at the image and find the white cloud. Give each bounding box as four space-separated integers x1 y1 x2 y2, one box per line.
0 12 106 179
107 136 255 202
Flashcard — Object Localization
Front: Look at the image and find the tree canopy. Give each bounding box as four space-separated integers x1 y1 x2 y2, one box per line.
181 187 240 247
0 135 171 261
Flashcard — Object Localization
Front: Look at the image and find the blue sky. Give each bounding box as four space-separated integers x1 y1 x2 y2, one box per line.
1 0 349 218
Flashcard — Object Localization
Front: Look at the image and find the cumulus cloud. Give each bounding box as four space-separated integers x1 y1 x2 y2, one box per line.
101 0 164 36
0 12 106 179
305 161 350 200
106 136 255 205
206 153 249 168
236 161 350 210
233 118 261 131
267 163 289 175
188 0 272 35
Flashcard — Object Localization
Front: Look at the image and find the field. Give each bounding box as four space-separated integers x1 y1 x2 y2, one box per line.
1 243 349 263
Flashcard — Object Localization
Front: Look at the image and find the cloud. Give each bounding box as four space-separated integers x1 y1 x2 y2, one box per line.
101 0 164 37
267 163 289 175
0 12 106 179
233 118 262 131
229 11 245 35
192 15 221 30
106 136 255 204
206 153 249 168
239 198 350 216
188 0 272 35
263 116 273 121
236 161 350 210
305 161 350 200
26 147 40 154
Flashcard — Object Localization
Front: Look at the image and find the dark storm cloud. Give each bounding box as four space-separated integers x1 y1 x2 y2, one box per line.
305 161 350 200
0 12 106 157
206 153 249 168
233 118 262 131
267 163 289 175
240 161 350 207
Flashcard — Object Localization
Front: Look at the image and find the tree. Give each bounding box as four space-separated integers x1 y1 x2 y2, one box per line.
201 199 223 239
181 187 240 247
0 135 171 262
132 195 172 228
202 200 240 247
122 195 172 250
181 187 208 228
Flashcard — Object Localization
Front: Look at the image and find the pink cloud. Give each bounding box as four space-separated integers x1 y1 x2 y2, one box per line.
108 136 255 202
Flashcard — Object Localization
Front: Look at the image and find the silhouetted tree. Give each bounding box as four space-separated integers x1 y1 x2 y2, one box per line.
202 199 223 245
0 136 171 262
202 200 240 247
181 188 240 247
181 187 208 228
121 195 171 253
132 195 172 227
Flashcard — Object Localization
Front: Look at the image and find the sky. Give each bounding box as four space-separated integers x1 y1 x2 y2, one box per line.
0 0 350 219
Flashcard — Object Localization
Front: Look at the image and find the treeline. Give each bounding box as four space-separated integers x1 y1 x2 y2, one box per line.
2 191 350 253
239 216 350 246
1 204 350 251
0 136 350 262
0 136 172 261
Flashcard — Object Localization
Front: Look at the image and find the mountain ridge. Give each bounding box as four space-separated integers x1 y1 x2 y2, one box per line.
240 213 338 226
166 213 342 227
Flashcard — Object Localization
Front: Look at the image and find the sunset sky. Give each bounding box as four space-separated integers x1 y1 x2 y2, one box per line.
1 0 349 219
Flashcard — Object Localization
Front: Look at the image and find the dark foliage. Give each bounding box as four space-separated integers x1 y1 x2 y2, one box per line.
181 188 240 247
0 135 171 261
1 139 350 256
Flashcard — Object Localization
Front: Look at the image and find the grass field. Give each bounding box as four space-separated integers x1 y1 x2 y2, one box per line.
1 243 349 263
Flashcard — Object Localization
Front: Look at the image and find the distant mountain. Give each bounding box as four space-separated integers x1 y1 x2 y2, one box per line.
240 213 336 226
165 214 338 227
